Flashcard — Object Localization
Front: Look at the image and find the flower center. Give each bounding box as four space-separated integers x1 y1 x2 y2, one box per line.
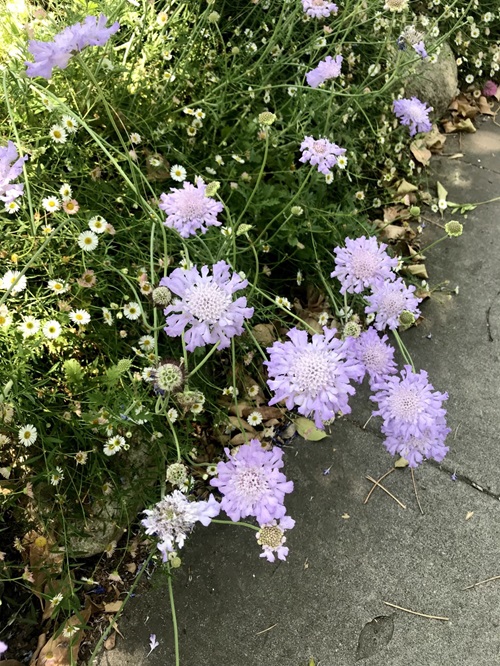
381 291 406 318
177 191 206 220
291 348 331 395
350 249 380 281
186 282 232 322
235 467 269 501
313 140 326 154
258 525 283 548
362 344 388 372
388 387 422 421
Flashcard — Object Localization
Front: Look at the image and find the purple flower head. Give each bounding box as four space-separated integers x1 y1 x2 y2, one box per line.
141 491 220 559
257 516 295 563
371 365 450 467
482 80 498 97
0 641 7 655
302 0 338 18
365 278 421 331
0 141 27 204
330 236 398 295
346 327 397 386
26 14 119 79
392 97 433 136
160 260 254 351
306 55 343 88
159 179 223 237
300 136 346 176
265 327 364 428
210 439 294 525
413 41 428 59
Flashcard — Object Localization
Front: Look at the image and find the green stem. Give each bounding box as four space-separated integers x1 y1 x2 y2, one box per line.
211 518 260 531
419 234 448 255
235 131 269 229
392 329 415 372
167 562 180 666
188 341 220 378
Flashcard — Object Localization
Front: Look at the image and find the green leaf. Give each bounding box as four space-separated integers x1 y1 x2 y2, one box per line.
63 359 85 384
295 417 328 441
309 659 316 666
394 456 409 468
436 180 448 202
104 358 132 385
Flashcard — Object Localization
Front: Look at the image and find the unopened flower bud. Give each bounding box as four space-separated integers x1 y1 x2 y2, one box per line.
399 310 416 326
343 321 361 338
258 111 276 126
152 286 172 306
205 181 220 197
409 205 420 217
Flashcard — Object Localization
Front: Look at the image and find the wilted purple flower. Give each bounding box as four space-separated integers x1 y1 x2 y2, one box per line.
141 490 220 558
256 516 295 563
306 55 343 88
299 136 346 176
159 179 223 238
160 260 254 351
0 141 27 204
346 327 397 386
371 365 450 467
392 97 432 136
330 236 398 295
210 439 293 525
302 0 338 18
26 14 119 79
413 41 428 59
365 278 421 330
482 80 498 97
147 634 160 656
265 327 364 428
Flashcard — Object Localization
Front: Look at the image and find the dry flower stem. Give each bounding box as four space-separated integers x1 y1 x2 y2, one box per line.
363 468 395 504
365 475 406 509
256 623 278 635
463 575 500 591
411 468 424 515
383 601 449 621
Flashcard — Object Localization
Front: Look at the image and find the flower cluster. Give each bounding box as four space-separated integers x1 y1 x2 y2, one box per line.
392 97 433 137
365 278 421 331
302 0 338 18
306 55 343 88
0 142 27 208
159 179 224 237
345 327 398 387
26 14 120 79
330 236 398 295
299 136 346 176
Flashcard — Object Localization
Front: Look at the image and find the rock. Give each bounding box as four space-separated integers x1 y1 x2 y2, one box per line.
404 42 458 119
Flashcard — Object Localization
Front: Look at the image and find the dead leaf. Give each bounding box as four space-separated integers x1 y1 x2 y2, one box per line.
477 96 494 115
31 605 91 665
252 323 276 346
379 224 407 241
394 457 409 468
227 416 257 433
229 432 252 446
104 632 117 651
4 661 25 666
396 179 418 195
410 140 432 166
404 264 428 279
466 511 474 521
341 513 350 520
448 153 464 159
303 558 309 570
125 562 137 574
104 601 123 613
436 181 448 202
294 417 328 441
422 126 446 152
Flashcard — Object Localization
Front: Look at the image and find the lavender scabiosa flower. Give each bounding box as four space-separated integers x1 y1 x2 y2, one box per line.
210 439 293 524
160 260 254 351
392 97 433 136
330 236 398 295
299 136 346 176
413 41 428 59
141 490 220 559
265 327 364 428
0 141 27 204
306 55 343 88
371 365 450 467
302 0 338 18
365 278 421 331
159 179 223 238
257 516 295 563
346 327 397 387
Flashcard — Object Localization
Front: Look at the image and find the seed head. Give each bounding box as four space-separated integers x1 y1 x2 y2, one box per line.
445 220 463 237
258 112 277 126
152 286 172 306
399 310 416 326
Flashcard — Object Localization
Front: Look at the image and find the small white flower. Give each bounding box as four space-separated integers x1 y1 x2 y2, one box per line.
42 197 61 212
43 320 62 339
123 302 141 320
88 215 107 234
296 270 303 286
2 270 27 294
69 309 91 326
221 227 232 237
287 86 297 97
47 279 69 294
232 154 245 164
104 435 126 456
61 115 78 133
59 183 72 200
325 173 334 184
318 312 329 326
5 201 19 214
247 411 263 426
51 593 64 606
275 296 291 309
102 308 113 325
247 384 260 398
194 108 206 119
18 316 40 337
142 367 156 382
438 199 448 211
215 155 224 165
62 625 79 638
49 125 67 144
138 335 154 351
465 74 474 84
75 451 88 465
77 231 99 252
170 165 187 182
167 407 179 423
0 304 11 327
18 424 37 446
157 11 168 26
130 133 142 145
50 466 64 485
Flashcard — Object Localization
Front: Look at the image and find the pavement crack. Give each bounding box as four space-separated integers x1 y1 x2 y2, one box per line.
459 158 500 177
428 459 500 501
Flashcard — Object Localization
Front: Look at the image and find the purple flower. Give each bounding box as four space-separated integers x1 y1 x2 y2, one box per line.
365 278 421 331
306 55 343 88
141 490 220 558
265 327 364 428
159 179 223 238
147 634 160 656
256 516 295 563
160 260 254 351
210 439 293 525
482 80 498 97
299 136 346 176
302 0 338 18
413 41 428 59
0 641 7 654
0 141 27 204
330 236 398 295
371 365 450 467
26 14 119 79
346 327 397 386
392 97 433 136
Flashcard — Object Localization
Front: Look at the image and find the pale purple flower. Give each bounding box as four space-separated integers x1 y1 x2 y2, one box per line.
147 634 159 656
256 516 295 563
159 179 223 237
330 236 398 295
364 278 421 331
265 327 364 428
210 439 293 525
302 0 338 18
371 365 450 467
141 490 220 558
392 97 433 136
0 641 7 654
0 141 27 204
306 55 343 88
482 80 498 97
300 136 346 176
26 14 119 79
160 261 254 351
346 327 397 386
413 41 428 59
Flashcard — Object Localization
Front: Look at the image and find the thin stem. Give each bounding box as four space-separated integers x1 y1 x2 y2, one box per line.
236 131 269 228
392 329 415 371
212 518 260 531
188 341 220 378
419 234 448 255
167 563 180 666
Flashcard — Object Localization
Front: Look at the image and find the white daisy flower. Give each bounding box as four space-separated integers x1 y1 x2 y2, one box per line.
157 11 168 26
49 125 67 144
123 302 141 320
102 308 114 325
130 133 141 145
215 155 224 165
5 201 19 214
43 320 62 339
77 231 99 252
18 316 40 337
47 279 69 294
18 424 37 446
2 270 27 294
194 108 206 119
59 183 72 200
138 335 154 351
88 216 107 234
75 451 88 465
318 312 329 326
142 366 156 382
247 384 259 398
50 466 64 485
247 411 263 426
170 165 187 182
275 295 291 309
61 115 78 133
69 309 91 326
42 197 61 213
50 593 64 606
167 407 178 423
0 305 11 327
140 281 153 296
103 435 125 456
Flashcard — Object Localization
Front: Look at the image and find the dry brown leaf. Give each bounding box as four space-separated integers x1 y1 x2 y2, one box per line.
396 179 418 195
104 601 123 613
477 96 494 116
4 661 25 666
380 224 407 241
229 433 252 446
104 632 117 651
251 323 276 346
466 511 474 521
422 126 446 152
227 416 256 433
125 562 137 574
410 141 432 166
341 513 350 520
31 606 91 666
404 264 428 279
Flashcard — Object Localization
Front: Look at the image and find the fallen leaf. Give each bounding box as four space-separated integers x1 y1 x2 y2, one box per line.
31 605 91 666
341 513 350 520
251 323 276 346
466 511 474 521
404 264 428 279
436 181 448 202
4 661 25 666
104 632 117 651
379 224 407 241
422 126 446 152
227 416 257 433
477 96 494 116
410 141 432 166
295 417 328 441
104 601 123 613
448 153 464 159
125 562 137 574
303 558 309 570
229 433 252 446
394 457 409 468
396 179 418 195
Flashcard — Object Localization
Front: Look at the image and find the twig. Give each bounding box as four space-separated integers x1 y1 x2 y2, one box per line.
256 623 278 635
411 468 424 515
365 475 406 509
383 601 449 621
463 575 500 591
362 415 373 429
363 468 394 504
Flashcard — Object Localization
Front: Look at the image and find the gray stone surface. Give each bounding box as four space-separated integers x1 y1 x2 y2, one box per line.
97 121 500 666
